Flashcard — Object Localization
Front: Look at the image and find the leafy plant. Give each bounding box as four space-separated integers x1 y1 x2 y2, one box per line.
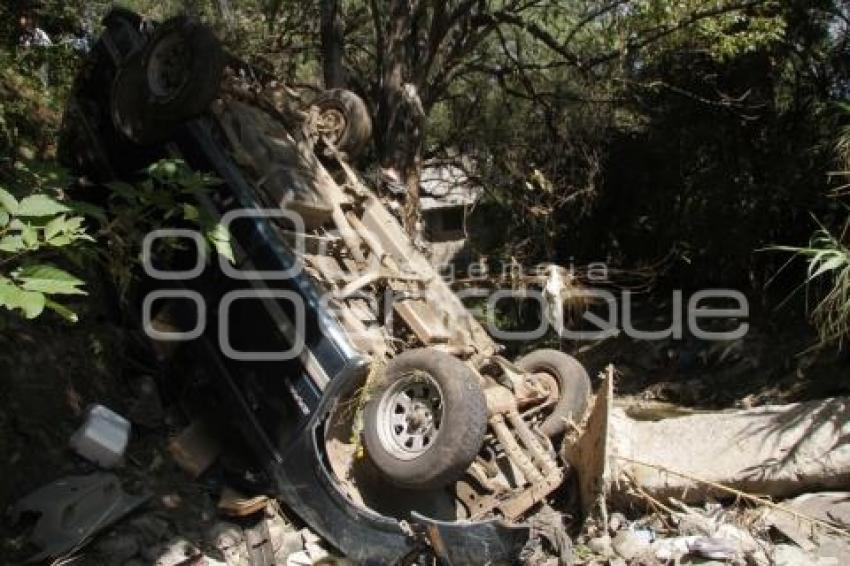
99 159 234 299
772 102 850 351
773 218 850 351
0 186 92 320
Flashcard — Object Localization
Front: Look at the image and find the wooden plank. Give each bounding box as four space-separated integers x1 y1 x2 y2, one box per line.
394 298 450 344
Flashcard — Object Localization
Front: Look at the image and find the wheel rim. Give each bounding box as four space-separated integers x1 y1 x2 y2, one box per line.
530 370 560 406
376 371 443 461
316 105 347 146
147 33 190 99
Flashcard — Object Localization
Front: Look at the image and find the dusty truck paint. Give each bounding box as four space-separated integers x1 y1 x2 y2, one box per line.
61 8 584 562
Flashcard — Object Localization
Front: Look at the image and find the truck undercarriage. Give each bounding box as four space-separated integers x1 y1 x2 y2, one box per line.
61 9 592 563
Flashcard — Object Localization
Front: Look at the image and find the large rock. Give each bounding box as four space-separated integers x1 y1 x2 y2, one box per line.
564 373 850 507
612 530 651 560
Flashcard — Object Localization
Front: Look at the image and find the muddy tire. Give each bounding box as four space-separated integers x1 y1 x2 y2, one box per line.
363 349 487 490
313 89 372 159
515 349 591 437
142 16 224 121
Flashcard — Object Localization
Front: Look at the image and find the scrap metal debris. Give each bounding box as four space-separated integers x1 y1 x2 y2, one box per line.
9 473 150 562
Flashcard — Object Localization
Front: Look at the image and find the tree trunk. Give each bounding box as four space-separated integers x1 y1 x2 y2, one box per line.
320 0 346 88
403 142 423 234
381 85 425 235
377 0 425 235
215 0 236 34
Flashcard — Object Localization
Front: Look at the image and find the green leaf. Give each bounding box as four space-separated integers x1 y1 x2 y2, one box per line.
17 194 70 217
206 223 235 264
22 214 93 248
44 214 65 240
0 187 18 214
13 264 86 295
0 280 45 319
213 238 235 264
21 224 38 247
46 235 72 247
0 210 9 228
0 235 24 253
63 216 85 233
183 203 200 221
811 255 847 279
147 159 180 181
44 298 79 323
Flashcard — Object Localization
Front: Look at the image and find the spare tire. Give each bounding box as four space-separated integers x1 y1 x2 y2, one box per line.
142 16 224 121
363 349 487 490
515 349 591 438
313 89 372 159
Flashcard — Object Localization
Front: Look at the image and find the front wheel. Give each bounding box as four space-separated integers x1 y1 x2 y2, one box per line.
312 89 372 159
142 16 224 121
363 349 487 490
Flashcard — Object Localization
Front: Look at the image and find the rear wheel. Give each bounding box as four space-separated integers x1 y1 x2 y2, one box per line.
515 349 591 437
363 349 487 490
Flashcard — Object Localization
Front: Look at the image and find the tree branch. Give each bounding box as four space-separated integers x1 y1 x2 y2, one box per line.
368 0 385 81
563 0 632 46
490 10 583 68
586 0 770 67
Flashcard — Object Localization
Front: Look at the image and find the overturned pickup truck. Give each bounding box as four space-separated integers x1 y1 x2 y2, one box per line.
61 9 591 564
